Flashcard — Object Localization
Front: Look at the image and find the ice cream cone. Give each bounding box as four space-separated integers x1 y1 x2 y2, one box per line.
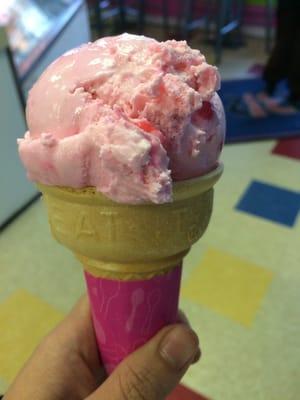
37 163 223 372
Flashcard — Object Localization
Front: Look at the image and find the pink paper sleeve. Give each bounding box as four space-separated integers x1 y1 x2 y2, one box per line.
84 265 182 374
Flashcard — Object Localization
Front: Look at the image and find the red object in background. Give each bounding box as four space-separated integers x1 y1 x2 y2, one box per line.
272 137 300 161
167 384 210 400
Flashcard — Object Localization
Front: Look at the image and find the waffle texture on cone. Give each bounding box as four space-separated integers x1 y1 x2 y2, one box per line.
38 164 223 280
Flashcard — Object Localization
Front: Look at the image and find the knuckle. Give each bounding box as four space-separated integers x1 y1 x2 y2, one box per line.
118 363 160 400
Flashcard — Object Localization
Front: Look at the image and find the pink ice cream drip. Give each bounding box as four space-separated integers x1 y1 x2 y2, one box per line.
18 33 225 204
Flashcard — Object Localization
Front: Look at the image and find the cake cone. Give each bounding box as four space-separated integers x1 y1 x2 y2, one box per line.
37 164 223 373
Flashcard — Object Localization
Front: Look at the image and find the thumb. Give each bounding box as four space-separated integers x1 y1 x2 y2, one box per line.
87 324 200 400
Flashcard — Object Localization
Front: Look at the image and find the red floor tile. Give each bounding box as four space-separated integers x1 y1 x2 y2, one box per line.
167 384 210 400
272 137 300 160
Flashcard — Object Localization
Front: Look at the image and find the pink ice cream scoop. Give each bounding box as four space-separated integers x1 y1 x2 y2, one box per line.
18 33 225 204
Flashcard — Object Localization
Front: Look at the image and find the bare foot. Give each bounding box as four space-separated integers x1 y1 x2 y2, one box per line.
256 92 298 115
256 92 282 107
243 93 267 118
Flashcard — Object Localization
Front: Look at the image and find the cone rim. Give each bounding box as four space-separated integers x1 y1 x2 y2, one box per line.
37 163 223 205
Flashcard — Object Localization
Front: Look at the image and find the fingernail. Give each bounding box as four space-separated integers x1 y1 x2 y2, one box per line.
159 325 199 371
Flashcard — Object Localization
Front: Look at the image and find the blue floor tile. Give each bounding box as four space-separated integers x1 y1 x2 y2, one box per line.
236 181 300 227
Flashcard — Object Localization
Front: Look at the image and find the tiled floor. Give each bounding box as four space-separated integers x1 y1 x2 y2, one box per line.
272 137 300 161
236 180 300 227
0 28 299 399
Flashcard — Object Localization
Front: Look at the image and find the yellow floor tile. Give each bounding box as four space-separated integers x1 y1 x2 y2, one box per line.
182 248 273 327
0 289 64 384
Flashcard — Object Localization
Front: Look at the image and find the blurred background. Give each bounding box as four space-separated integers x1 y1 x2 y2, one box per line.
0 1 299 399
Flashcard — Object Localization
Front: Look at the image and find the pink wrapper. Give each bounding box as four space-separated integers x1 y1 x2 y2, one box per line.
84 265 182 374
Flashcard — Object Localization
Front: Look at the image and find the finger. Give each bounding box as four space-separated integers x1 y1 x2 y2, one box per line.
69 295 105 376
67 293 90 323
49 294 105 383
176 312 201 363
49 294 90 335
52 294 93 344
87 324 200 400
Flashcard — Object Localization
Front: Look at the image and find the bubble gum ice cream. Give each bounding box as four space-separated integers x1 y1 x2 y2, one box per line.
17 34 225 373
18 33 225 204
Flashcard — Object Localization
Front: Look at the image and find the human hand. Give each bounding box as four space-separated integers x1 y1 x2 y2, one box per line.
4 295 200 400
